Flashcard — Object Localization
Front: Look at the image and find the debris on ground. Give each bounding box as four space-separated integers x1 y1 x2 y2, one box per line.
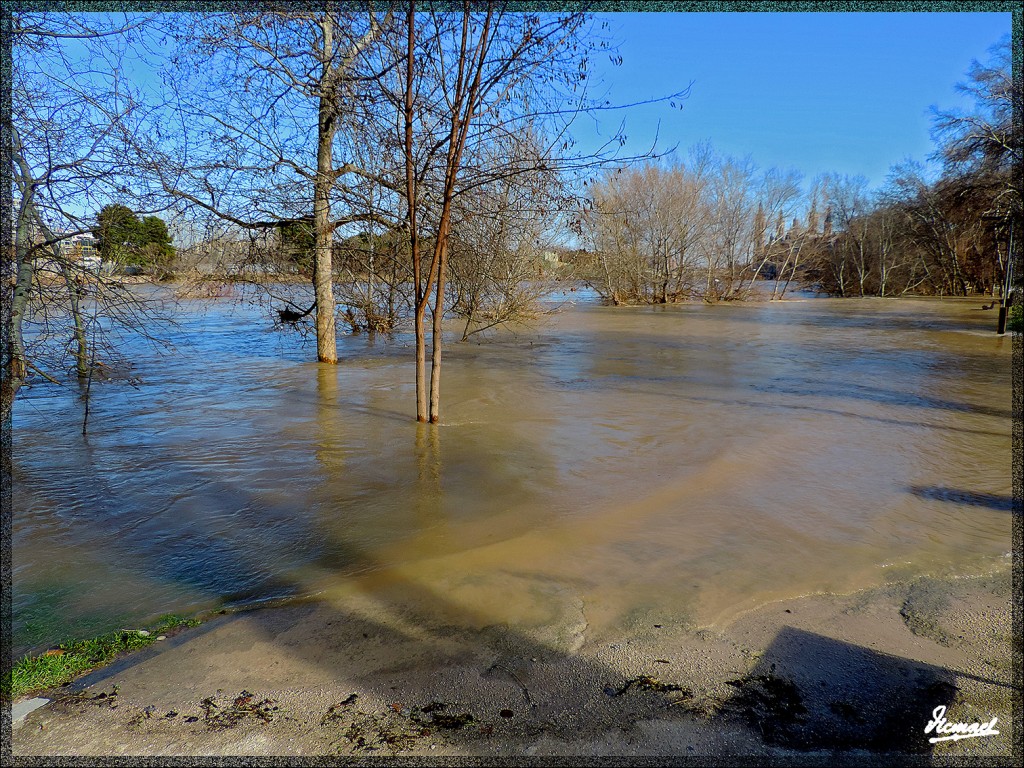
410 701 475 730
606 675 693 702
321 693 359 725
198 690 279 729
723 671 807 741
319 698 480 754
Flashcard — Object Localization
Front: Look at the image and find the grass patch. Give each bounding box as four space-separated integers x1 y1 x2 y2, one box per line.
8 614 200 700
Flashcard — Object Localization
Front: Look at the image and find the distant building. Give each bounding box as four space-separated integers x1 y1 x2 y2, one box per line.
62 233 101 272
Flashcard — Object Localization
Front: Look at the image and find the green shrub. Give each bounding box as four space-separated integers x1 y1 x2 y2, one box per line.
1007 304 1023 333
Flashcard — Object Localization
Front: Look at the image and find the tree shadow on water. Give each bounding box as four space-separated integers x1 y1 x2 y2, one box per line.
45 444 997 759
908 486 1016 513
14 370 1008 757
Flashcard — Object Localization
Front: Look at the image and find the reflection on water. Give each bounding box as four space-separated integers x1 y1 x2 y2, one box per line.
11 292 1013 656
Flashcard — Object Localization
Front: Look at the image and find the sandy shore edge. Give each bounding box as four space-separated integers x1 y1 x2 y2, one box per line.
9 565 1017 760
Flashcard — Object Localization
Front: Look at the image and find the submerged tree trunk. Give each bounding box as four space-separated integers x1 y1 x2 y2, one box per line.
429 276 444 423
779 244 802 299
60 264 89 378
314 13 338 364
415 309 428 420
428 218 451 423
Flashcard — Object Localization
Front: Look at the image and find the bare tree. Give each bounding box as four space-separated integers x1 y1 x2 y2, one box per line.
394 5 684 422
582 146 816 304
448 138 563 341
332 137 414 335
742 167 804 293
932 36 1019 186
5 10 172 424
138 9 396 364
931 34 1020 299
868 204 914 297
820 173 875 296
581 156 709 304
885 162 973 296
703 152 760 300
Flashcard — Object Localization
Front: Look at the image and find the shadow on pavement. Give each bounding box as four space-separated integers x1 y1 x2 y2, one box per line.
717 626 959 753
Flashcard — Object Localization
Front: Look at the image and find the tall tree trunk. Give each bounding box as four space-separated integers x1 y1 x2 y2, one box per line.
406 5 491 422
314 13 338 364
429 222 450 423
425 9 492 422
4 210 36 422
367 231 375 323
6 129 40 421
405 3 429 422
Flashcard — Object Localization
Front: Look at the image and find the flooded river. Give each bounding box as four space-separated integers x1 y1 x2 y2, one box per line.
11 290 1014 658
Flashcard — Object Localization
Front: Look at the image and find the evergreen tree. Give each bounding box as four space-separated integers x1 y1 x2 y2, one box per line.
94 205 175 270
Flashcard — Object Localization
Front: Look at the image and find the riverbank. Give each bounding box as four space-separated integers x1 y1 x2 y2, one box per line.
11 565 1015 760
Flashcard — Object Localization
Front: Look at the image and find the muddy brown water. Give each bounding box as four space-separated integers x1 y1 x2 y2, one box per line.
11 290 1013 659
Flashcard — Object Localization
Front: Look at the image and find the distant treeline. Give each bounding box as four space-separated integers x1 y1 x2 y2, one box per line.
578 37 1019 304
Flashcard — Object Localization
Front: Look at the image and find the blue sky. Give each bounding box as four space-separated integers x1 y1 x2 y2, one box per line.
580 12 1012 190
32 9 1012 227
